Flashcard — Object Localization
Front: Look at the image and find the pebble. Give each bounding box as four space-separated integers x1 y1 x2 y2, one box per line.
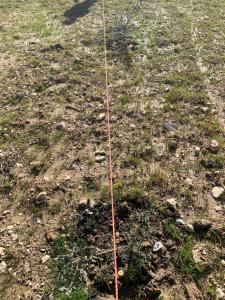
0 261 7 274
175 218 186 225
118 270 124 278
212 187 224 199
45 231 57 243
202 107 209 113
216 288 225 299
183 224 195 233
41 255 51 264
95 155 106 163
166 198 179 210
153 241 164 252
0 247 5 256
221 260 225 267
195 146 201 156
55 122 66 131
98 113 105 121
215 205 222 212
11 233 18 241
36 192 48 204
130 124 136 130
210 140 219 153
164 122 178 132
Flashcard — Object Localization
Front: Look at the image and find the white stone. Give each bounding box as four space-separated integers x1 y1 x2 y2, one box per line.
153 241 163 252
212 187 224 199
41 255 50 264
184 224 195 233
211 140 219 148
216 288 225 299
0 261 7 274
176 218 186 225
95 156 106 163
0 247 5 256
98 113 105 121
166 198 178 210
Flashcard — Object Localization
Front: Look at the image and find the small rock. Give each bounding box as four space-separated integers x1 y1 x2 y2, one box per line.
195 146 201 156
185 178 193 186
118 270 124 278
11 233 18 241
153 241 163 252
202 107 209 113
41 255 50 264
164 122 178 132
111 116 117 122
212 187 224 199
0 247 5 256
130 124 136 130
141 241 151 249
55 122 66 131
36 192 48 205
97 113 105 121
221 259 225 267
2 210 10 216
215 205 222 212
95 150 106 156
210 140 219 153
183 224 194 233
0 261 7 274
45 231 57 243
95 155 106 163
216 288 225 299
166 198 179 210
176 218 186 225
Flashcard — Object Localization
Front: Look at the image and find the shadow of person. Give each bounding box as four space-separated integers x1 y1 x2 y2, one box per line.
64 0 97 25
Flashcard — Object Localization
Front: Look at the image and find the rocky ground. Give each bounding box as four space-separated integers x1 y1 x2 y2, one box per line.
0 0 225 299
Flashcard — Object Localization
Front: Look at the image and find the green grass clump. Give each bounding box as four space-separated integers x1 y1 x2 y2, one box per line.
165 72 203 87
122 155 140 168
176 237 200 279
163 221 182 241
165 87 207 105
56 287 89 300
147 170 168 189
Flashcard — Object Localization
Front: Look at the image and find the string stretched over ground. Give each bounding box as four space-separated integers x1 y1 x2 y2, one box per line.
101 0 119 299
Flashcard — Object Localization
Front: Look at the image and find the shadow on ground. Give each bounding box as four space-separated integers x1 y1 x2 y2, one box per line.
64 0 97 25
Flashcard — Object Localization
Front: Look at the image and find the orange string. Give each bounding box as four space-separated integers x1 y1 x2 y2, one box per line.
101 0 119 299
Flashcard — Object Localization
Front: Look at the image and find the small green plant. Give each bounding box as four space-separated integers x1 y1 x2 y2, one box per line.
52 236 67 256
176 237 200 279
147 170 168 189
165 87 207 105
122 155 140 168
206 284 217 299
51 130 63 144
56 286 89 300
163 221 182 241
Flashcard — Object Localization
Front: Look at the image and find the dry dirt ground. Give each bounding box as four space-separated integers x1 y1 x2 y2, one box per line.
0 0 225 299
